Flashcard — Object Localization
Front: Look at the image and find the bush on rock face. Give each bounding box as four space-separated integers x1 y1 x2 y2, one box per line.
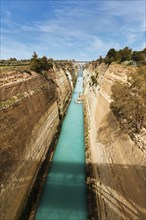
110 66 146 136
90 75 98 87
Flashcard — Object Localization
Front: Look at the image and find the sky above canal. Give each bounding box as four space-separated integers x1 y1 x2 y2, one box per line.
1 0 146 60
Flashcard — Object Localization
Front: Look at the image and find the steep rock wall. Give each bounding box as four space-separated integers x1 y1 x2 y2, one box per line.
46 64 75 117
0 64 77 220
83 63 146 220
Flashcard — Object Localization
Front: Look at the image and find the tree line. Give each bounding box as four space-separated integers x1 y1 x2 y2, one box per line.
98 47 146 65
0 58 30 66
0 52 74 74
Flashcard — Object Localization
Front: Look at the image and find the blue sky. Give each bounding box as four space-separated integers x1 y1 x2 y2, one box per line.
1 0 146 60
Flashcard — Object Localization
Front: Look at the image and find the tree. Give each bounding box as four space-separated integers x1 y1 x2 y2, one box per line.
29 53 53 73
118 47 132 62
32 52 38 59
142 47 146 54
29 52 41 72
107 48 117 59
98 56 103 64
132 51 144 63
10 58 17 61
39 56 50 70
104 48 119 64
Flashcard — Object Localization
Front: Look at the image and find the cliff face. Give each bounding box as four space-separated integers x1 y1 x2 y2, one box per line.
83 63 146 220
0 63 77 220
46 63 75 117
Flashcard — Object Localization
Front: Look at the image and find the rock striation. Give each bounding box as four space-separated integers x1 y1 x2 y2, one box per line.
0 62 77 220
83 63 146 220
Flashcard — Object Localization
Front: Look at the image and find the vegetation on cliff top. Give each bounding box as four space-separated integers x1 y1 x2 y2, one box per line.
110 66 146 136
0 58 30 68
29 52 53 73
98 47 146 65
0 53 75 76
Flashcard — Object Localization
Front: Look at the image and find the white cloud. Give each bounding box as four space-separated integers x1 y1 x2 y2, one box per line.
1 36 40 59
102 0 145 22
87 36 121 57
1 0 145 60
79 52 88 58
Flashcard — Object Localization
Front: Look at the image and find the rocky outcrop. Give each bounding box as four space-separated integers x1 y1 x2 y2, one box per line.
0 63 77 220
83 63 146 220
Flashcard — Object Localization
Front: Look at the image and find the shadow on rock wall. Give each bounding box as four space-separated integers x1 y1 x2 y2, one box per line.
21 161 146 220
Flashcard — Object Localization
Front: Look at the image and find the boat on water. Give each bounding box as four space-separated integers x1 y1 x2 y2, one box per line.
75 93 83 104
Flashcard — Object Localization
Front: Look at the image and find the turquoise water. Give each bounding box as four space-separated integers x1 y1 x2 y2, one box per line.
35 70 87 220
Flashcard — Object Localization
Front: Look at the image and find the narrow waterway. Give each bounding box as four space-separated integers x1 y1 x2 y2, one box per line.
35 69 87 220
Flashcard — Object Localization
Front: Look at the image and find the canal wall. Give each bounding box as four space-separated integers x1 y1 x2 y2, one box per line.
83 96 99 220
0 62 78 220
83 63 146 220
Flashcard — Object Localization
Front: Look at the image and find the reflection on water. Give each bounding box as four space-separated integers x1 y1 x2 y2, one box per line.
35 70 87 220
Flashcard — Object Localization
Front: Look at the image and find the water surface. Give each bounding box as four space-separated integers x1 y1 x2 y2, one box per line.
35 70 87 220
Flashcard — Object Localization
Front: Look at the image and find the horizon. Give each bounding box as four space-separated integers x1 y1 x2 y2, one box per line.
0 46 145 62
1 0 146 60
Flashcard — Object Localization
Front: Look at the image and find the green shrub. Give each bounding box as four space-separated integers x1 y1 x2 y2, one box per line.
90 75 98 86
29 52 53 73
110 67 146 135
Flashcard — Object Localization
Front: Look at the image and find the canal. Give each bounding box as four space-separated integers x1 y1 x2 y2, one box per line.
35 69 87 220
